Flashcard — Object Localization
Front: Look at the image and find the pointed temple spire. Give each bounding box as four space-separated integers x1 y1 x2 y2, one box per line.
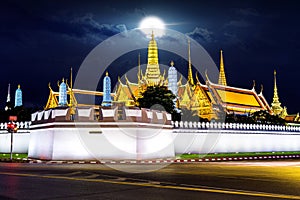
102 71 112 107
168 60 178 96
69 67 73 106
138 53 141 83
218 50 227 86
271 70 283 115
6 83 11 103
14 84 23 107
147 31 158 65
58 78 67 106
5 83 11 111
68 67 76 117
187 38 194 86
145 31 161 85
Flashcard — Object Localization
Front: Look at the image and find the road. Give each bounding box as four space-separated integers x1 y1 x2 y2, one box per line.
0 161 299 199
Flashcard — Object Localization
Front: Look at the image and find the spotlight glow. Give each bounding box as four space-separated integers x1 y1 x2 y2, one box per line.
139 16 165 37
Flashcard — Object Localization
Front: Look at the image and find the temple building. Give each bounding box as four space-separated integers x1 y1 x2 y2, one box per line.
44 32 299 122
113 33 273 120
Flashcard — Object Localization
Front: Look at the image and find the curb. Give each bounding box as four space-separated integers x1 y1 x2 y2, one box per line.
27 154 300 164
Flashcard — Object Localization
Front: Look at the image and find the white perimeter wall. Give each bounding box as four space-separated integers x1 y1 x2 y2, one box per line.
28 126 175 160
0 133 30 153
9 128 300 160
174 130 300 154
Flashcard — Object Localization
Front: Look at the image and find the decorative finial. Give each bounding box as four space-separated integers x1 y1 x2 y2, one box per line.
18 84 20 89
252 80 256 88
205 70 209 81
106 71 109 76
187 37 195 86
260 84 263 94
195 72 200 83
274 69 276 76
151 30 154 40
170 60 174 67
62 78 65 82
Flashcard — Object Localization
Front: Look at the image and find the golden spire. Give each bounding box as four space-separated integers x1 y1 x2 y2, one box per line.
271 70 283 115
272 70 280 104
151 30 154 40
138 53 141 83
147 31 159 65
18 84 20 89
218 50 227 86
70 68 73 89
188 38 194 86
106 71 109 76
145 31 161 84
69 67 76 116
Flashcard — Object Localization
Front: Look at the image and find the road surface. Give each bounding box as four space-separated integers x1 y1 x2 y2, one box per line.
0 161 299 199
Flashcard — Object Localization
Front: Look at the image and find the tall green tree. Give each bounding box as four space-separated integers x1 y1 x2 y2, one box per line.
137 85 176 114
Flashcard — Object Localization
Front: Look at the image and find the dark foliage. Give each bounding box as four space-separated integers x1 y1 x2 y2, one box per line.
137 85 176 114
225 110 286 125
0 106 39 122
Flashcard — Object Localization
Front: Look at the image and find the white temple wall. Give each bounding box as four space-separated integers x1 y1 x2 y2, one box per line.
0 133 30 153
174 131 300 154
28 125 174 160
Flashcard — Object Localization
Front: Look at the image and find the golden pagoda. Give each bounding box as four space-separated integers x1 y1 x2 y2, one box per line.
218 50 227 86
271 70 287 118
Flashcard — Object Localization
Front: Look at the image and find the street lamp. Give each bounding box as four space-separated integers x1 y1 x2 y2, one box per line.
7 116 17 161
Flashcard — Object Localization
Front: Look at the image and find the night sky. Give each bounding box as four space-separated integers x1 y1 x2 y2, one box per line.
1 0 299 113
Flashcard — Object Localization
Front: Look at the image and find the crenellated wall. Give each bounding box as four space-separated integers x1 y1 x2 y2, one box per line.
29 107 174 160
2 108 300 159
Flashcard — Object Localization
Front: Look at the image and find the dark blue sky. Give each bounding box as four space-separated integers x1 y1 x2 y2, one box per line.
1 0 299 113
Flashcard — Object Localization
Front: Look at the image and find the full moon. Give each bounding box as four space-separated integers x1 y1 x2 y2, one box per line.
139 16 165 37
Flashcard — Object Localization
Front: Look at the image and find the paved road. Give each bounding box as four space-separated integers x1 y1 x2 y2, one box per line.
0 161 299 199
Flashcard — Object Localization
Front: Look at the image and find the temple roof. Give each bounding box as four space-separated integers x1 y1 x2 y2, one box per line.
206 80 267 113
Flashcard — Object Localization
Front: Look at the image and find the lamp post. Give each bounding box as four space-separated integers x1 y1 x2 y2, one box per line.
8 116 17 161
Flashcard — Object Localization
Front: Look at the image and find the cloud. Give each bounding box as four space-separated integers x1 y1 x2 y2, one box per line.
224 19 251 28
186 27 214 43
237 8 260 17
46 13 128 44
223 32 248 51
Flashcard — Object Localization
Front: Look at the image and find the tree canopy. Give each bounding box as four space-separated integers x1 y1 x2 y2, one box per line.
0 106 39 122
225 110 286 125
137 85 176 114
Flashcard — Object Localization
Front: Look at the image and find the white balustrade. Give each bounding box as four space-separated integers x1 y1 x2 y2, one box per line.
170 120 300 133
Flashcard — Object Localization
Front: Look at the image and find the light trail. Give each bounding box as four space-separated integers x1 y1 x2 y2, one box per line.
1 171 300 199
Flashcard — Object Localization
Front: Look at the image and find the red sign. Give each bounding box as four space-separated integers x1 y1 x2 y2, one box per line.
9 116 17 121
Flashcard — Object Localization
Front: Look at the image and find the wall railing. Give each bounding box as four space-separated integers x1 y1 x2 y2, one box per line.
171 121 300 132
0 121 31 130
